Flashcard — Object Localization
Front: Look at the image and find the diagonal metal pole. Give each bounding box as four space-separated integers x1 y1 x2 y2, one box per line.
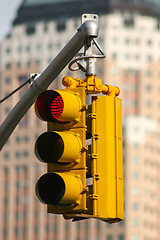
0 20 99 151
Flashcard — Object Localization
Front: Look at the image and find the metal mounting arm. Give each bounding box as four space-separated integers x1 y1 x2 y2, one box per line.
0 16 99 151
69 14 106 76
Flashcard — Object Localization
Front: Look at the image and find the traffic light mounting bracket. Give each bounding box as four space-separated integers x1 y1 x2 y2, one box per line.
62 75 120 96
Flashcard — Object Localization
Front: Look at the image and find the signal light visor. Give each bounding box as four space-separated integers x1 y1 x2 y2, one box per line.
35 172 82 205
34 90 81 122
35 131 82 164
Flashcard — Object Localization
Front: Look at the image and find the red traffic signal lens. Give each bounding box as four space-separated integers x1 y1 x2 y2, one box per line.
35 89 83 123
50 95 64 120
35 90 64 122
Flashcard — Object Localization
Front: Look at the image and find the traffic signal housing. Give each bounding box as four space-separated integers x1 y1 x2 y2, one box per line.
89 94 123 222
35 87 87 216
34 83 123 222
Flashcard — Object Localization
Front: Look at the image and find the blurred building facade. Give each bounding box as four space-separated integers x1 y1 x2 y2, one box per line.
0 0 160 240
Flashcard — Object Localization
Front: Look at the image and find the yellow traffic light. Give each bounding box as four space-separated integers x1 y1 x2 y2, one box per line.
34 77 123 222
65 93 123 222
90 94 123 222
34 89 83 123
35 87 87 216
35 131 82 164
36 172 82 205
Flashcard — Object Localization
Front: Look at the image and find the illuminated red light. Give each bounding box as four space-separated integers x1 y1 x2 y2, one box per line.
50 95 64 120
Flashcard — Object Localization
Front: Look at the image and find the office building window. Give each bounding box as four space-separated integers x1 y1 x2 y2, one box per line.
135 38 140 45
3 212 8 222
16 181 19 190
146 70 152 77
26 45 31 52
107 235 112 240
15 196 19 205
131 187 139 196
26 25 36 35
56 20 66 32
110 66 118 75
133 142 139 148
48 42 53 50
3 228 7 239
132 202 139 211
135 54 140 60
15 212 19 221
112 37 118 43
4 152 9 160
23 226 26 235
124 53 130 60
98 67 104 75
17 61 22 68
145 85 152 92
15 136 20 143
147 55 152 62
112 52 117 59
23 151 29 158
6 47 11 54
147 39 152 46
131 218 139 227
15 226 19 236
134 126 139 132
17 46 22 54
134 99 138 107
132 172 139 179
24 135 29 142
36 43 42 51
36 59 41 66
6 63 11 69
26 60 31 67
57 42 62 49
23 210 27 220
125 38 130 44
124 18 134 28
34 209 39 218
34 164 40 173
5 77 11 84
123 99 130 107
4 167 9 175
145 100 152 108
4 183 8 191
4 197 8 206
118 235 124 240
44 24 48 32
123 83 130 91
15 151 20 159
131 234 139 240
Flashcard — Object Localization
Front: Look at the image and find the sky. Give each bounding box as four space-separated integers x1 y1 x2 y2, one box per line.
0 0 22 40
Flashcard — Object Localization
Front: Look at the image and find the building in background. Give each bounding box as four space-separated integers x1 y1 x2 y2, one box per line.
0 0 160 239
